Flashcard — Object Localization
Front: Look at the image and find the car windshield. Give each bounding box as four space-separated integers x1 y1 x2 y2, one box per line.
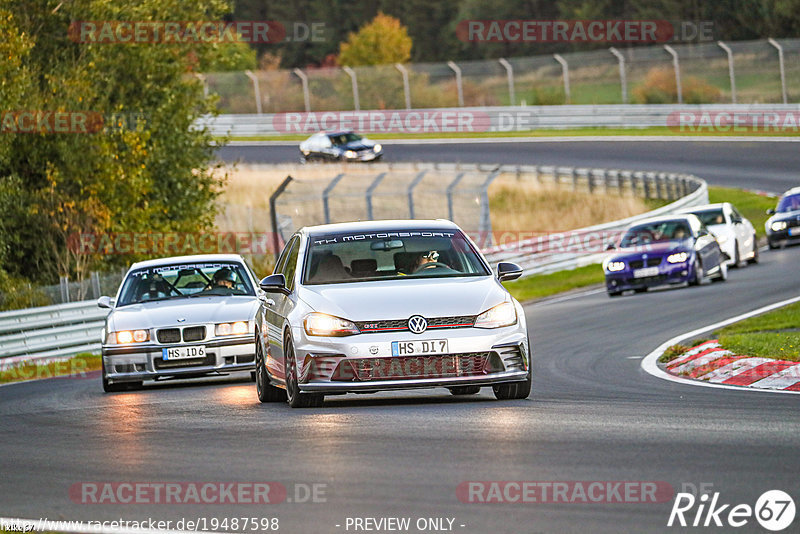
302 230 490 285
690 209 725 226
776 194 800 213
619 221 691 247
328 132 362 146
117 261 254 306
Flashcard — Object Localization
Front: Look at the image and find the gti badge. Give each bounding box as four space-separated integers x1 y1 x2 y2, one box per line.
408 315 428 334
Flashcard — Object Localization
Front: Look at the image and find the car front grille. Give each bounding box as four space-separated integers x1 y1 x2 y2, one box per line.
156 326 206 344
354 315 476 333
331 352 490 381
629 257 662 269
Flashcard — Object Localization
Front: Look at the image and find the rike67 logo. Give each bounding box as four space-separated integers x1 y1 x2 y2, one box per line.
668 489 795 531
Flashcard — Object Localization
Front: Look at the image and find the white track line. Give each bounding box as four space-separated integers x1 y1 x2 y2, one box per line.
640 295 800 395
226 136 800 147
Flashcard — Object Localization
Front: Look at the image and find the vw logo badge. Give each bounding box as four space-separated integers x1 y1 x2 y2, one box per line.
177 318 186 323
408 315 427 334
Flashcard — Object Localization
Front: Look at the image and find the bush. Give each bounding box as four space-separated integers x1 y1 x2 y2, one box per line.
0 269 51 311
633 67 721 104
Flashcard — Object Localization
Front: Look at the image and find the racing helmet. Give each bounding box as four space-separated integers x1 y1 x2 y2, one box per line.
212 267 237 284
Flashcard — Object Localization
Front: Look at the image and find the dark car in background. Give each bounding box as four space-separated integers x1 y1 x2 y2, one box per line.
766 187 800 249
299 130 383 163
603 214 728 297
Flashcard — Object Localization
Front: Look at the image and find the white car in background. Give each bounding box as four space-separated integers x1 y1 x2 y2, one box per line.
678 203 758 267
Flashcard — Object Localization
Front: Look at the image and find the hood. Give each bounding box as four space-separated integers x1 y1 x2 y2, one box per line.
612 241 691 261
297 276 507 321
769 210 800 223
109 296 258 331
340 139 376 151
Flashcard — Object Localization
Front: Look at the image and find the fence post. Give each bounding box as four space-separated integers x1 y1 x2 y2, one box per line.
446 172 467 221
269 176 294 260
609 47 628 104
59 276 69 303
293 68 311 112
322 173 345 225
478 169 501 248
553 54 571 104
447 61 464 107
768 38 788 104
245 70 263 114
342 66 360 111
407 171 427 218
91 271 101 299
571 168 578 191
498 58 516 105
395 64 412 110
717 41 737 104
663 45 682 104
365 172 387 219
195 73 208 99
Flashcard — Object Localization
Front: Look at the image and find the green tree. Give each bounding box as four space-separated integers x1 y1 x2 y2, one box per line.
338 12 412 66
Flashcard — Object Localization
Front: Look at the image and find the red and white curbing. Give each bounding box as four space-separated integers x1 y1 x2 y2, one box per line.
665 340 800 391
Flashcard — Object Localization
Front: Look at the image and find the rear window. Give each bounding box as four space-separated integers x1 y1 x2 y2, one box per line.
302 230 490 285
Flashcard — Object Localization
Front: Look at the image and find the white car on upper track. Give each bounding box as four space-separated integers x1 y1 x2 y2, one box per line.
677 202 758 267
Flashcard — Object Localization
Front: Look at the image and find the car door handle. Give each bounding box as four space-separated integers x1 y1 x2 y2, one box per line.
264 298 275 307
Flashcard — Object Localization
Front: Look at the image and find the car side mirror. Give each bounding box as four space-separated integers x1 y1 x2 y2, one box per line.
767 208 775 215
497 262 523 282
259 274 289 295
97 296 114 309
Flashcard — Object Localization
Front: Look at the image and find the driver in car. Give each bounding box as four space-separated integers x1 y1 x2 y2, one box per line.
209 267 236 289
414 250 443 271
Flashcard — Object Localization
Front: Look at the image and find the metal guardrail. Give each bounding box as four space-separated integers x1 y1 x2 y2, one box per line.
199 103 800 136
0 301 107 367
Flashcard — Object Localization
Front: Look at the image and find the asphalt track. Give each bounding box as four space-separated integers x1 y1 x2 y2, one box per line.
1 139 799 533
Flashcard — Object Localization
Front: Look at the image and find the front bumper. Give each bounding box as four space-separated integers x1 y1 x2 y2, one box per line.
605 262 692 292
291 325 529 394
767 228 800 247
102 336 255 383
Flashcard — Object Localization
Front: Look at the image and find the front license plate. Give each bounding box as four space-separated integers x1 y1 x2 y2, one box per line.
789 227 800 236
391 340 448 357
162 345 206 360
633 267 660 278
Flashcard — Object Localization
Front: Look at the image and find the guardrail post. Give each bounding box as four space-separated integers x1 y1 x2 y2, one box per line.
395 64 412 110
322 173 345 225
625 171 636 197
717 41 737 104
293 68 311 112
343 66 360 111
571 168 578 191
407 171 427 218
365 172 387 219
447 61 464 107
639 172 651 199
446 172 466 221
603 170 611 194
553 54 571 103
245 70 263 114
498 58 516 105
59 276 69 303
270 175 294 259
654 172 664 200
609 47 628 104
768 38 788 104
663 45 682 104
90 272 101 299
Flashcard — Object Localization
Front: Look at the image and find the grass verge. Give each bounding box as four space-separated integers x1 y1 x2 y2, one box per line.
707 186 776 239
504 264 604 303
0 353 101 384
220 126 800 143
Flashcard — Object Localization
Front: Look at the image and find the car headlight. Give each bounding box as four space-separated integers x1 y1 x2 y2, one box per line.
667 252 688 264
304 312 360 337
344 150 357 159
605 261 625 272
474 302 517 329
771 221 788 232
215 321 249 336
373 144 382 152
112 330 149 344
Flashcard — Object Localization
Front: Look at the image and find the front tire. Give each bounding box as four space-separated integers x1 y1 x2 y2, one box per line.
714 261 728 282
493 342 532 400
748 235 759 264
255 336 285 403
733 240 742 267
689 259 705 286
284 337 324 408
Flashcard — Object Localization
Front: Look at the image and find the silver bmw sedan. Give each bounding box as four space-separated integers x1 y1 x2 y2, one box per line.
99 254 259 391
254 220 531 408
